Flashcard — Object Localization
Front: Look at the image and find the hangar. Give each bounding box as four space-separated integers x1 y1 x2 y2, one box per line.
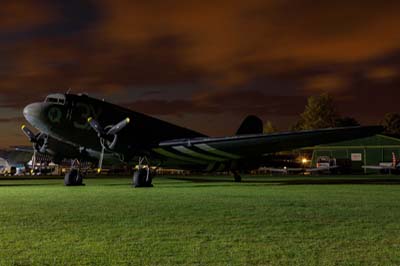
300 134 400 173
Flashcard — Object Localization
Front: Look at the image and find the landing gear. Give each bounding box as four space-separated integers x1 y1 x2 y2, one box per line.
233 171 242 182
133 168 153 187
132 157 153 188
64 169 84 186
64 159 84 186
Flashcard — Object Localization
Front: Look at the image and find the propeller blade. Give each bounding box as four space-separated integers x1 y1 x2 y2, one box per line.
106 117 130 135
39 136 48 154
31 150 36 175
108 135 118 150
97 145 105 174
21 125 37 142
87 117 105 137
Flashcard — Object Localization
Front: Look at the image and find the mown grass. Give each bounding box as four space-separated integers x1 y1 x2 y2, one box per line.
0 175 399 265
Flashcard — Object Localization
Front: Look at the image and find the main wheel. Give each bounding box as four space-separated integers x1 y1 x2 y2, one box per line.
133 168 153 188
64 169 84 186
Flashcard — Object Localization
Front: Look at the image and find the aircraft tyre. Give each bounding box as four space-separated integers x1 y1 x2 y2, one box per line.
133 168 153 188
64 169 84 186
233 171 242 182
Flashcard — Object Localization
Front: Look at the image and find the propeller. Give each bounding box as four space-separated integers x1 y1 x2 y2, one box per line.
21 125 48 153
87 117 130 173
21 125 48 174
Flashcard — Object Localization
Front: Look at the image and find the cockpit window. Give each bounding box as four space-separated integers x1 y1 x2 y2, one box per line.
46 98 58 103
45 93 66 105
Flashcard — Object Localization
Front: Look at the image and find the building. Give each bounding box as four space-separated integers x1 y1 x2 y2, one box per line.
300 134 400 174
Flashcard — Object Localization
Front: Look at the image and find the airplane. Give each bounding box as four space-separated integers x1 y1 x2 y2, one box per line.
259 154 339 174
263 165 339 175
22 92 383 187
0 149 31 175
362 152 400 174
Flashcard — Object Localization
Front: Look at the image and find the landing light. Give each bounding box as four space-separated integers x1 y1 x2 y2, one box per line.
21 125 26 130
87 117 93 122
126 117 130 123
302 158 308 164
97 168 101 174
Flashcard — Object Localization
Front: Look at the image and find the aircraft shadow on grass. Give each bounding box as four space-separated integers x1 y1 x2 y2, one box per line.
1 176 400 187
0 183 60 187
166 176 400 186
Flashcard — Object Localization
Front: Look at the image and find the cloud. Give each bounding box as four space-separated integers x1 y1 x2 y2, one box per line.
124 90 306 117
0 117 24 123
0 0 400 145
0 2 56 33
304 74 349 93
93 0 400 86
367 66 398 81
2 1 400 99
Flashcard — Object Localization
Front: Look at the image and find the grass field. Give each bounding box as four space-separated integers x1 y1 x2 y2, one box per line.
0 175 400 266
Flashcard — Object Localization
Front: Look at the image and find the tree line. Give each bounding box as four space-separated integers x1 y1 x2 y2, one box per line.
264 94 400 137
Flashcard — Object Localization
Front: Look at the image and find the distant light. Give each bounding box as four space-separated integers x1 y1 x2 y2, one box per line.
302 158 308 164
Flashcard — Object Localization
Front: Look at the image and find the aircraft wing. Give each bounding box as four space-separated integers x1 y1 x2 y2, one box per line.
362 165 390 170
263 167 303 173
11 146 34 153
305 166 338 172
156 126 382 161
264 168 288 173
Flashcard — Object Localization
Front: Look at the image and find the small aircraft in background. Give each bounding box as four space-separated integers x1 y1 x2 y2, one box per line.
362 152 400 174
22 92 382 187
263 156 339 174
0 149 31 176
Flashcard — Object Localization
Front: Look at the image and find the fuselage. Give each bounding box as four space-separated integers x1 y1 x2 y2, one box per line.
23 93 208 167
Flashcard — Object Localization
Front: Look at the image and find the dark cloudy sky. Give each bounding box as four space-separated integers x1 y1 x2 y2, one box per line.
1 0 400 148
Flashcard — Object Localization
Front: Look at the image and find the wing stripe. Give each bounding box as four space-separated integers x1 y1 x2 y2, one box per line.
173 146 227 161
206 162 217 171
216 163 226 171
153 148 207 164
194 144 241 159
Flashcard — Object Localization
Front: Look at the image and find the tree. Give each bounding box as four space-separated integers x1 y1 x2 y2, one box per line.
335 116 360 127
290 118 305 131
295 94 339 130
264 120 278 133
382 113 400 136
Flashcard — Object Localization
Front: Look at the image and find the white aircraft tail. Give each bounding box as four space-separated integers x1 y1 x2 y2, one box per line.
392 152 397 168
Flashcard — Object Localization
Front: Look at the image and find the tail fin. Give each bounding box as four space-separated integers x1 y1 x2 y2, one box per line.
236 115 263 135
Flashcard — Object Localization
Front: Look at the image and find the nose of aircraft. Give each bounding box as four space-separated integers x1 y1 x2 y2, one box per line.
23 103 44 127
